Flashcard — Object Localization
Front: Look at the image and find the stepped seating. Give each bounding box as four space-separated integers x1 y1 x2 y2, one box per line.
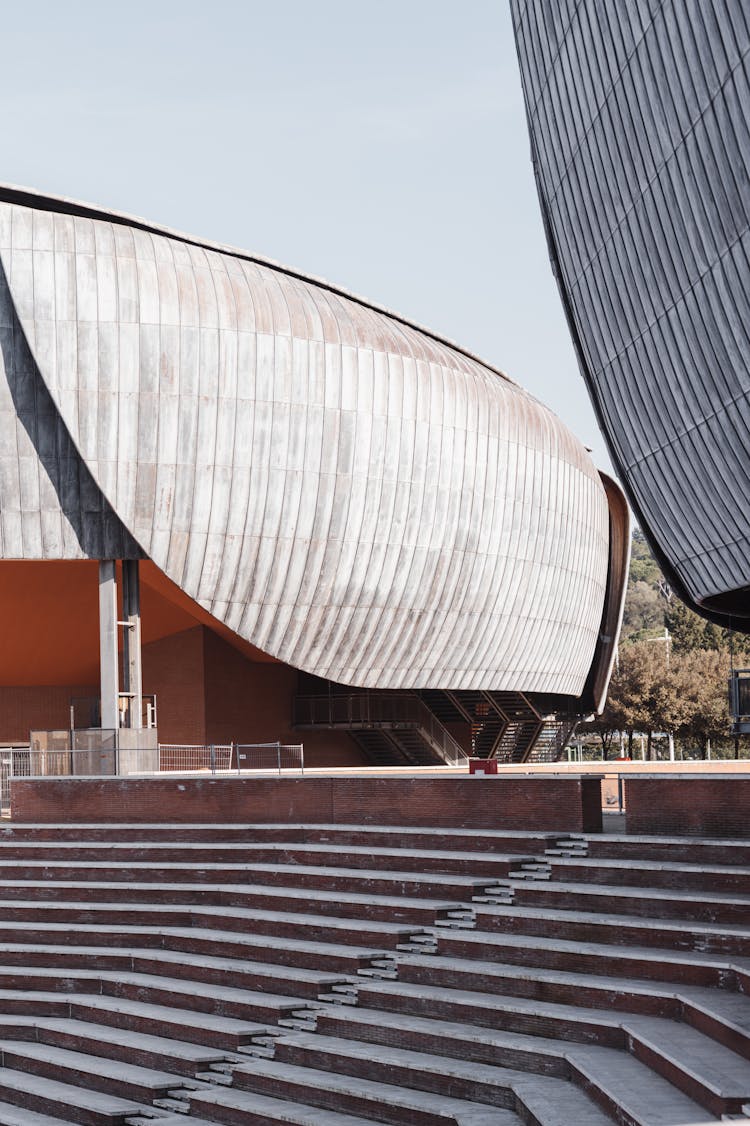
0 823 745 1124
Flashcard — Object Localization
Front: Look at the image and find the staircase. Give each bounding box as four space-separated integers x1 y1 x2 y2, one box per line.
0 823 746 1124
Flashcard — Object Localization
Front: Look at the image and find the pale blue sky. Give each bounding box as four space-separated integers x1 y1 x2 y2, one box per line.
1 0 612 471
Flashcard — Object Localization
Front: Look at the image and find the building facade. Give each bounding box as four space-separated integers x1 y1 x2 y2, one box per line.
512 0 750 630
0 184 628 763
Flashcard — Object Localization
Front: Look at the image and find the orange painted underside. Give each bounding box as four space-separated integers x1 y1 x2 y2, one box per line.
0 560 277 685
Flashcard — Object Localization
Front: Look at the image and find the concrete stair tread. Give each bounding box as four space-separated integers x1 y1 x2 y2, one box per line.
230 1055 525 1123
0 948 346 987
0 1042 188 1091
184 1083 441 1124
508 879 750 906
0 881 465 911
474 902 750 939
0 843 530 864
677 987 750 1032
0 1067 144 1115
0 991 270 1036
267 1031 711 1124
0 823 555 840
0 1098 88 1126
0 1019 230 1064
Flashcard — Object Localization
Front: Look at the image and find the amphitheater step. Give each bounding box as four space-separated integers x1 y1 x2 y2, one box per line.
508 879 750 924
473 902 750 956
210 1056 523 1124
434 927 750 990
0 879 472 927
581 834 750 867
0 863 500 902
0 1042 193 1104
0 926 393 975
0 1018 234 1078
0 1067 145 1126
180 1083 448 1125
0 993 270 1051
0 949 350 1000
545 856 750 895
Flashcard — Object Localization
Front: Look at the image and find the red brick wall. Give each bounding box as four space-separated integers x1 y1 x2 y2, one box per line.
10 774 601 831
626 776 750 838
142 627 206 744
0 685 97 744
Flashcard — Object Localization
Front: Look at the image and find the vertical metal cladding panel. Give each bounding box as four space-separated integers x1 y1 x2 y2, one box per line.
0 190 610 692
513 0 750 624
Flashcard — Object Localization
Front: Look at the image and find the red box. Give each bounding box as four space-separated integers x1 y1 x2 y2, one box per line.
469 758 498 775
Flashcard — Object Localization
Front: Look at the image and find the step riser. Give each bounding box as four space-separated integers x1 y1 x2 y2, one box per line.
586 842 750 866
159 934 373 974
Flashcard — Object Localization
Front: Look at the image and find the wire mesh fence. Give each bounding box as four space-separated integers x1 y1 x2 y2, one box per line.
158 745 233 773
236 743 304 774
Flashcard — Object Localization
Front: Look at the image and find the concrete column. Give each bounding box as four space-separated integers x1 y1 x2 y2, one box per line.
122 560 142 729
98 560 119 732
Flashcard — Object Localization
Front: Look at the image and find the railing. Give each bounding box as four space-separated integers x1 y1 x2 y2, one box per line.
0 741 305 807
294 693 468 766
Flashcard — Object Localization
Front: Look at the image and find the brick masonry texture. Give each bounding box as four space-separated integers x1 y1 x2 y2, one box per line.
626 777 750 838
9 774 603 831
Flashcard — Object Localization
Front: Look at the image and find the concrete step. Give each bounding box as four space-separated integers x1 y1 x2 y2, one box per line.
0 993 270 1051
510 878 750 925
473 902 750 956
181 1082 438 1125
0 1042 190 1104
0 969 306 1023
0 823 558 854
0 901 417 948
581 834 750 867
0 925 392 975
0 1018 233 1078
0 879 466 926
227 1054 524 1125
435 926 750 991
0 1067 144 1126
0 843 535 880
546 856 750 895
0 861 497 901
0 948 346 1001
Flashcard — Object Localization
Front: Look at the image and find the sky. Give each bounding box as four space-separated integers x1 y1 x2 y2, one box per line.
0 0 613 472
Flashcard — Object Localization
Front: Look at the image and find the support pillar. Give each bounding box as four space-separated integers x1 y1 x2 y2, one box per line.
122 560 142 730
98 560 119 732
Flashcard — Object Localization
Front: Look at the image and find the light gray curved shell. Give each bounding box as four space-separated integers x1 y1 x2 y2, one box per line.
0 193 610 693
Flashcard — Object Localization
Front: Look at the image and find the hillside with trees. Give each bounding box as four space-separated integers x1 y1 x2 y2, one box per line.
580 530 749 760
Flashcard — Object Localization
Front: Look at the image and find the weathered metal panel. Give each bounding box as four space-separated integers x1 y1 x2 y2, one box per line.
512 0 750 626
0 186 613 693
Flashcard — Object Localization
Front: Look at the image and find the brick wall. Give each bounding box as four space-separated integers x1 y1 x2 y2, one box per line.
0 685 98 744
10 774 602 831
626 775 750 837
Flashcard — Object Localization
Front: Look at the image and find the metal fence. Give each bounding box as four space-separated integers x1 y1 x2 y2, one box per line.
0 741 305 810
